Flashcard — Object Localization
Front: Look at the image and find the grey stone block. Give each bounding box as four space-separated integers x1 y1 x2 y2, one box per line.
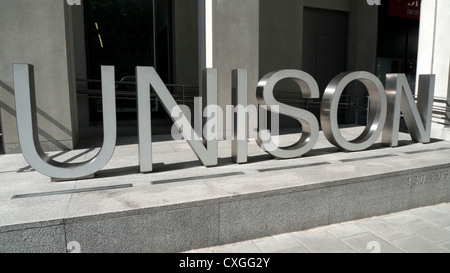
65 204 219 253
219 187 329 245
1 127 450 253
4 143 22 155
409 167 450 208
0 225 66 253
0 192 72 231
329 174 411 224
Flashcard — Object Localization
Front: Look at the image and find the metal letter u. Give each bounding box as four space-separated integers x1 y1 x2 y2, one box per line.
13 64 116 180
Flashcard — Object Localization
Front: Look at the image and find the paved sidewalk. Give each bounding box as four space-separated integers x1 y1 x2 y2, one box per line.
187 203 450 253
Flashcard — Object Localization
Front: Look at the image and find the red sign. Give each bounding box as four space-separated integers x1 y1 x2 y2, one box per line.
388 0 421 20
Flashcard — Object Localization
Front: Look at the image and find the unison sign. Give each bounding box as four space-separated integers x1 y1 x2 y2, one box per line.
13 64 435 180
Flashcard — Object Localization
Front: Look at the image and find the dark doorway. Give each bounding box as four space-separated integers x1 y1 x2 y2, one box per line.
303 8 349 94
376 0 420 90
85 0 155 83
83 0 173 136
376 0 421 132
302 8 352 125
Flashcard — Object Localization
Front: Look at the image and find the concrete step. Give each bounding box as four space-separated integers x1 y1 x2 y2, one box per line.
0 127 450 253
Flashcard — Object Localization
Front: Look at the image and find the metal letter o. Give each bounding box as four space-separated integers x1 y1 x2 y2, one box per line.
321 72 387 151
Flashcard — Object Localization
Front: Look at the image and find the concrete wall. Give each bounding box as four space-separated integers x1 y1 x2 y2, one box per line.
70 4 89 129
69 5 87 89
65 4 79 141
259 0 378 78
259 0 304 77
71 4 87 90
304 0 352 11
417 0 450 99
0 0 79 153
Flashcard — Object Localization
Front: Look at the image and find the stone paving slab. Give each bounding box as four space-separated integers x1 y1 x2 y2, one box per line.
391 235 447 253
253 234 305 253
357 218 413 241
291 230 354 253
341 232 403 253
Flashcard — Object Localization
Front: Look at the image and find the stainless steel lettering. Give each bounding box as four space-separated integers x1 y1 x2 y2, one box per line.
136 67 218 173
321 72 387 152
382 74 435 146
12 64 435 180
137 67 153 173
13 64 117 180
232 69 249 164
256 70 320 158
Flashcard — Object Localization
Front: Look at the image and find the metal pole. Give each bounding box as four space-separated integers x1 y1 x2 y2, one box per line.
152 0 157 70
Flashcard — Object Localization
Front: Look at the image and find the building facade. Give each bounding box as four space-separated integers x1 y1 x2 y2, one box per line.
0 0 449 154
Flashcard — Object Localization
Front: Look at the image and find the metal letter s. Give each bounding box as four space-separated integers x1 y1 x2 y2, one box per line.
256 70 320 158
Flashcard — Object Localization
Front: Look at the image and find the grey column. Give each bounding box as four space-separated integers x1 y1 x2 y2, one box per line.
209 0 260 140
0 0 79 154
